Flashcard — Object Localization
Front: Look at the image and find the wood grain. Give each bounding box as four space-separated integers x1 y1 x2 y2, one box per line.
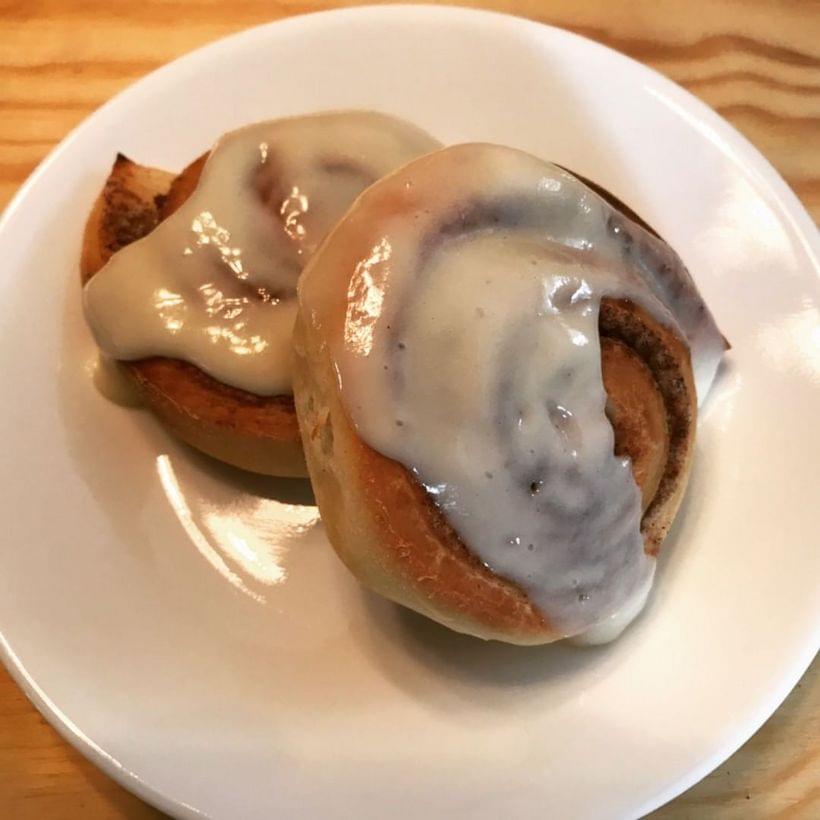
0 1 817 817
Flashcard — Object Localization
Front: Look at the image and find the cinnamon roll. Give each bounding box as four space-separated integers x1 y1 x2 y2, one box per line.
293 144 728 644
81 112 440 476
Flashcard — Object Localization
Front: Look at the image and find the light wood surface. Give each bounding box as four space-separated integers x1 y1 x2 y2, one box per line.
0 1 817 817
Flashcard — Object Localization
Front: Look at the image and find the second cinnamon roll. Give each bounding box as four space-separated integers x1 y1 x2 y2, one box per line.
81 111 440 476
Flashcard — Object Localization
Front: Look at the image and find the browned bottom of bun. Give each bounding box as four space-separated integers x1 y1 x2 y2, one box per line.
81 153 306 477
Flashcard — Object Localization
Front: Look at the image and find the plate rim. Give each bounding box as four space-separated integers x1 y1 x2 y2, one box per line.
0 6 817 819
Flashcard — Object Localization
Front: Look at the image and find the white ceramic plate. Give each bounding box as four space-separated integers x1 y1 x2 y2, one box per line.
1 6 818 819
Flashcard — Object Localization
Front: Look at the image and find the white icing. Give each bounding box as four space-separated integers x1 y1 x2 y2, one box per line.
568 565 655 646
301 144 725 640
83 112 441 395
87 355 141 407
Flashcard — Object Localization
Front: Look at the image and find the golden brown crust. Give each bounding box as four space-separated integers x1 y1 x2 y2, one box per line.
80 153 173 285
81 153 306 477
293 171 699 645
161 153 208 219
293 310 552 644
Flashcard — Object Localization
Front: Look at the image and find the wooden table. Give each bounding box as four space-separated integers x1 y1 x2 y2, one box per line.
1 1 817 817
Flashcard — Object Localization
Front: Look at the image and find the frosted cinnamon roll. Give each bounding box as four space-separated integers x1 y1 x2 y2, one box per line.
293 144 727 644
81 112 440 476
